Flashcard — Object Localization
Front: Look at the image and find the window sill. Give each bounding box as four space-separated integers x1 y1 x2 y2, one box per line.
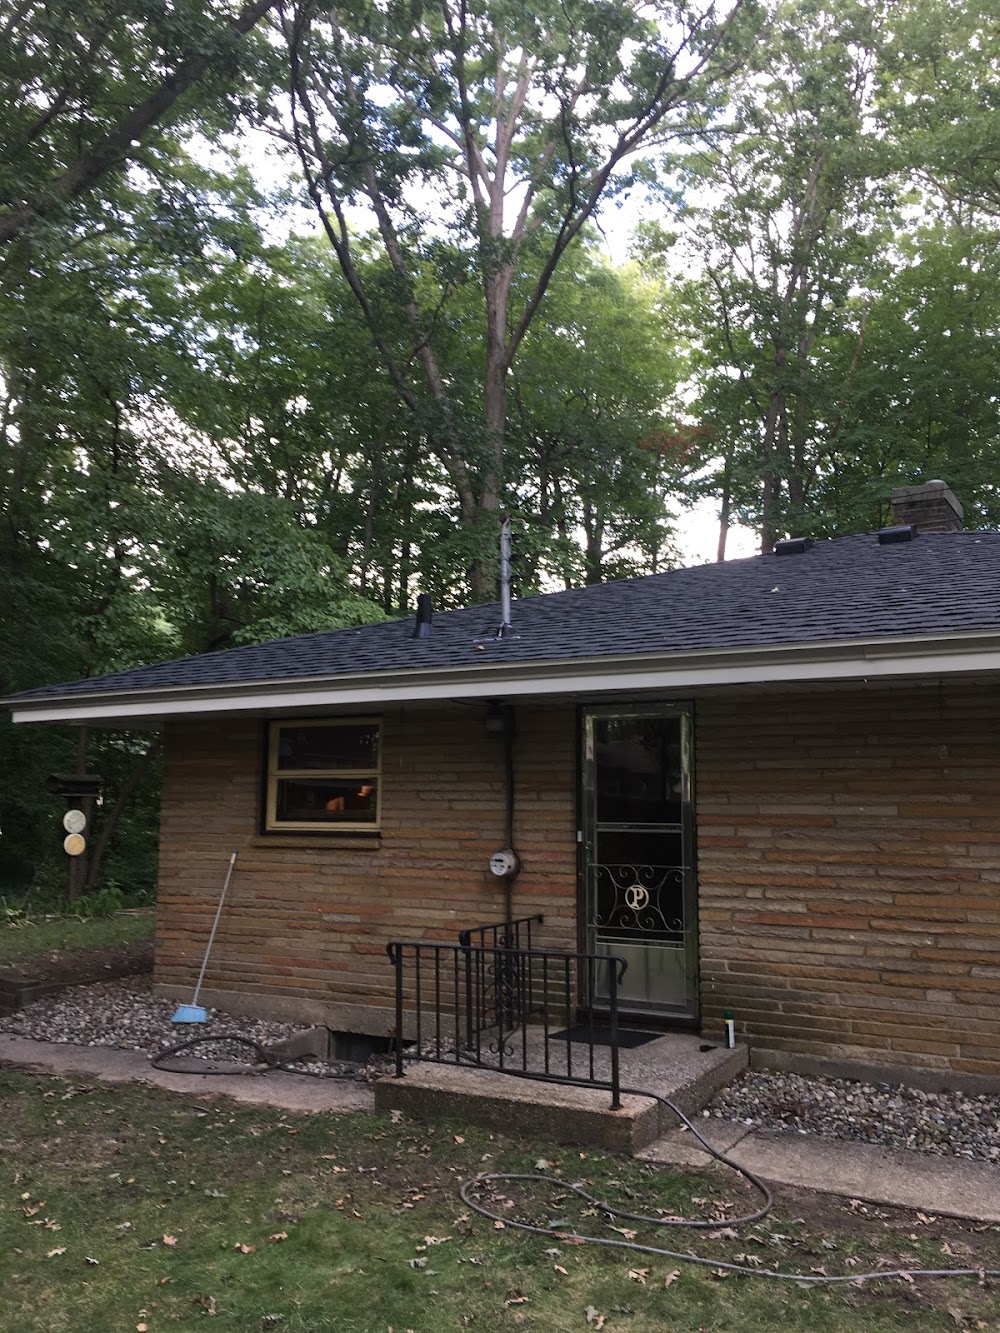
251 833 382 850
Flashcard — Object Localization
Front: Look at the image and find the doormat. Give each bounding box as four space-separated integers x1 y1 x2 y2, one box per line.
549 1025 661 1049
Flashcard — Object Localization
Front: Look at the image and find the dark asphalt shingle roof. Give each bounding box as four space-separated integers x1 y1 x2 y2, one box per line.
11 530 1000 703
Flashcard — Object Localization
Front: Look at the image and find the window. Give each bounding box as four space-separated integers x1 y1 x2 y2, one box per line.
265 719 381 832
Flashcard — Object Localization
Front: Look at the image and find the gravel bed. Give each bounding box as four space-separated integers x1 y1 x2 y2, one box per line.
707 1070 1000 1165
0 974 358 1075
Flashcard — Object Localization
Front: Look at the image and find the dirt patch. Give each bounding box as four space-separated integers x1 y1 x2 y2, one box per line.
0 936 153 988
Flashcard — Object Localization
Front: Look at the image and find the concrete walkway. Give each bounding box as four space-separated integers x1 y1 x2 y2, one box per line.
0 1033 374 1114
639 1119 1000 1224
2 1033 997 1224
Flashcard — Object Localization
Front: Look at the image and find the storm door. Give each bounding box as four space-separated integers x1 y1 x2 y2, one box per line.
581 705 697 1021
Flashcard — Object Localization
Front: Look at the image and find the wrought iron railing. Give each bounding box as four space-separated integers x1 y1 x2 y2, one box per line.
457 912 543 953
385 934 628 1109
457 914 544 1043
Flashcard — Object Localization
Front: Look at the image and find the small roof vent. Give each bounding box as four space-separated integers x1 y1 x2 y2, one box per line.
877 524 917 545
774 537 813 556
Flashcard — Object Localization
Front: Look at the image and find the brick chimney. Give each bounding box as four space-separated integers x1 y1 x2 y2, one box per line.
889 480 964 532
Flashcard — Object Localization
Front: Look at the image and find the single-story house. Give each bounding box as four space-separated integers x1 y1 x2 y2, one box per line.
8 480 1000 1087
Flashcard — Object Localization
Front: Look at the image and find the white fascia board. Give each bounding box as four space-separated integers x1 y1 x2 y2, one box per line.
11 632 1000 726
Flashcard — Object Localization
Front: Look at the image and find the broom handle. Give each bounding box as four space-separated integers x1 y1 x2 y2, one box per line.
190 850 238 1009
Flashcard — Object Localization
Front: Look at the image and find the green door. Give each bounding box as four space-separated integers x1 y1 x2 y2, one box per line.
581 704 697 1021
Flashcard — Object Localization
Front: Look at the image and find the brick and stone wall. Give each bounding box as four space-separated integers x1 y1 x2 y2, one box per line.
153 701 579 1032
696 680 1000 1079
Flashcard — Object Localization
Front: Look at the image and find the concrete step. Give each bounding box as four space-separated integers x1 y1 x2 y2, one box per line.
373 1030 748 1154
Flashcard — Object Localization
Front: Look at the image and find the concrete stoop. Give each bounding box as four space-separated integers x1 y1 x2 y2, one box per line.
373 1031 748 1154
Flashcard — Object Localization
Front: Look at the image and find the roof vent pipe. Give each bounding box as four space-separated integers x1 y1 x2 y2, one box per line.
877 524 917 545
496 516 514 639
411 592 433 639
774 537 813 556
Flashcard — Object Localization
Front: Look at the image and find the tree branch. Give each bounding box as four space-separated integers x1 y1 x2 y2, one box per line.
0 0 281 246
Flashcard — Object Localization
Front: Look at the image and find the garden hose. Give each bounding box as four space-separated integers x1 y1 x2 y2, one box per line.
460 1080 1000 1288
150 1032 367 1080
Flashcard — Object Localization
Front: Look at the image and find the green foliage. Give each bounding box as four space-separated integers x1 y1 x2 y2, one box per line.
0 0 282 242
281 0 757 594
0 910 153 965
145 474 385 652
510 247 686 584
670 0 897 546
3 0 1000 898
69 882 128 920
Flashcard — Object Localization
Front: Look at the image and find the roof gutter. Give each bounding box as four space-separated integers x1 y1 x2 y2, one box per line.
11 628 1000 726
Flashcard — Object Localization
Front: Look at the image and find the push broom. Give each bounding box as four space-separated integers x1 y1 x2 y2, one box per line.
172 849 238 1023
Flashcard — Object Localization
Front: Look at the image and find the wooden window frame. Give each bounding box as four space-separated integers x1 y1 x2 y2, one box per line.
264 717 381 833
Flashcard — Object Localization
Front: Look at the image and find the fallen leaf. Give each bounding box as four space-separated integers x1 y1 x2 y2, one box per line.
454 1135 465 1144
503 1292 528 1307
46 1247 66 1258
628 1268 649 1284
85 1256 100 1265
137 1325 149 1332
268 1232 289 1244
162 1234 178 1247
234 1243 256 1254
584 1307 606 1330
664 1270 680 1287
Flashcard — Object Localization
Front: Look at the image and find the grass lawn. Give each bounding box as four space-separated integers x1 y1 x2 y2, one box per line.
0 911 154 969
1 1071 998 1332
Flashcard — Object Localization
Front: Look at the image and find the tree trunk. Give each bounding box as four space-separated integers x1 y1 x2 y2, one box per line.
717 455 732 562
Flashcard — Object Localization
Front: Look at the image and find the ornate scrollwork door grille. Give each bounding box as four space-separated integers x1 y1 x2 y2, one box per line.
581 704 697 1019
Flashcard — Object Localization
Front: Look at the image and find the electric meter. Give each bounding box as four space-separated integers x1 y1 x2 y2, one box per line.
488 848 520 878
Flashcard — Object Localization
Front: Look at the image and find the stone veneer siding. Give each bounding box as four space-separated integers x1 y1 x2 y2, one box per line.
153 681 1000 1077
153 701 579 1030
696 680 1000 1079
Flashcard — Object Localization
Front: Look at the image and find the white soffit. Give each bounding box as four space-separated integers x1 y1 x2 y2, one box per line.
11 632 1000 726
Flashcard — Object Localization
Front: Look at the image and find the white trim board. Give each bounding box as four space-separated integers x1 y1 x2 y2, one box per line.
12 633 1000 726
